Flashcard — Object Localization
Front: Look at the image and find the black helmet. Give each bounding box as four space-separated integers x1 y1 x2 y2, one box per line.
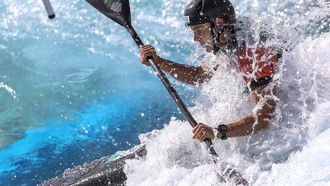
184 0 236 26
184 0 237 53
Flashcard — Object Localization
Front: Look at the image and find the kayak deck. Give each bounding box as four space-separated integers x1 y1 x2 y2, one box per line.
40 144 147 186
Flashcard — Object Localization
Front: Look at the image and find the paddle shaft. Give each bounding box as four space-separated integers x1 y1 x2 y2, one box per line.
124 24 218 156
42 0 55 19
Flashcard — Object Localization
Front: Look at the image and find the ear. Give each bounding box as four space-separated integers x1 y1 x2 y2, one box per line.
215 18 225 27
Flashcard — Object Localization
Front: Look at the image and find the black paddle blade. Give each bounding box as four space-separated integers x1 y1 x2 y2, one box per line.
86 0 131 26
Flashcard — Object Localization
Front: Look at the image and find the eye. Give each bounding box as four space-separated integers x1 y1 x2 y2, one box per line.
193 30 200 36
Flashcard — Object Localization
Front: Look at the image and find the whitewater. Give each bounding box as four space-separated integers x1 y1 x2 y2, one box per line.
125 31 330 185
125 1 330 185
0 0 329 185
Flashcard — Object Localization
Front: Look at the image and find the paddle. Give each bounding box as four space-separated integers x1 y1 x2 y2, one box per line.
85 0 248 185
42 0 55 19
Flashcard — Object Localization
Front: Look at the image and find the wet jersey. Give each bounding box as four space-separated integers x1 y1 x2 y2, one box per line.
237 46 279 83
216 17 281 85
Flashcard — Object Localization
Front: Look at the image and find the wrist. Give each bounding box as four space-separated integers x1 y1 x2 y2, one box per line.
156 57 166 67
215 124 228 140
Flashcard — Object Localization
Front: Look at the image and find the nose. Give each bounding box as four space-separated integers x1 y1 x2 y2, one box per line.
193 34 198 42
193 33 201 43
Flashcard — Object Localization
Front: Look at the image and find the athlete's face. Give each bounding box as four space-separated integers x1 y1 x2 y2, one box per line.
191 23 214 53
190 22 233 53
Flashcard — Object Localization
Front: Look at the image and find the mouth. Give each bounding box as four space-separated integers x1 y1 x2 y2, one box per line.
200 40 213 52
204 42 212 48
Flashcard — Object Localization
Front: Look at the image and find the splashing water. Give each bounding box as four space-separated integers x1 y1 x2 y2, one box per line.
0 0 329 185
125 1 330 186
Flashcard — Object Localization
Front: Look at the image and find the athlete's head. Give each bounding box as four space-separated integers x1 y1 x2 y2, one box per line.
184 0 237 53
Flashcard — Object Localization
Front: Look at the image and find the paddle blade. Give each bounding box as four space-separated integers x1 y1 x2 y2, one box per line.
86 0 131 26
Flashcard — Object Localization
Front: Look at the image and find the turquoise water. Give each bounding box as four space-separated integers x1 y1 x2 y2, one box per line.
0 0 329 185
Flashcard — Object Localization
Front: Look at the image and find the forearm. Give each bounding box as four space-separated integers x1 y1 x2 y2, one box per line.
225 114 268 138
157 58 211 85
225 89 276 138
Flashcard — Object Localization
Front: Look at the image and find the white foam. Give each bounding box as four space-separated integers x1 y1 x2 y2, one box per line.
125 22 330 186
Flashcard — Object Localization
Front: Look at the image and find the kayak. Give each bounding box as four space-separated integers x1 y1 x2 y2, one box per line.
40 144 147 186
40 141 248 186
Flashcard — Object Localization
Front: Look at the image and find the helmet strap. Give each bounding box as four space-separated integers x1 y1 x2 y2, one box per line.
211 22 221 55
211 22 238 54
226 26 238 51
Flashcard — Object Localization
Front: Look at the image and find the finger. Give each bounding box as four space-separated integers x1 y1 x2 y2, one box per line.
198 130 208 141
193 128 202 139
195 130 205 140
193 123 205 133
193 126 203 139
141 46 154 52
141 50 154 58
194 125 205 137
199 131 209 141
193 130 200 139
141 49 156 58
140 45 155 51
195 131 204 139
141 50 153 57
193 130 199 139
192 124 199 133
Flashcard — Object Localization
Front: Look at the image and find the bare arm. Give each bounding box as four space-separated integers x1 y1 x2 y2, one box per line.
140 45 211 85
193 84 277 140
226 84 277 137
155 58 211 85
